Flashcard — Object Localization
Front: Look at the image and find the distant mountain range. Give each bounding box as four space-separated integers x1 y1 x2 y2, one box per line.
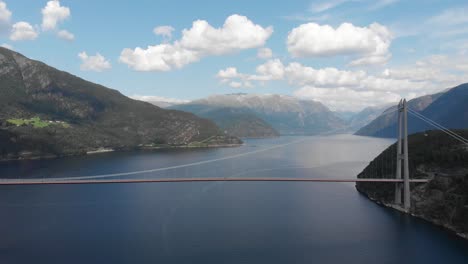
169 103 279 138
0 47 240 160
138 83 468 139
169 94 348 137
145 94 408 137
345 105 392 133
355 83 468 138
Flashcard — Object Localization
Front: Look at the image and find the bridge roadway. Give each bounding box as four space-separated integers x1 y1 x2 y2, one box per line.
0 177 430 186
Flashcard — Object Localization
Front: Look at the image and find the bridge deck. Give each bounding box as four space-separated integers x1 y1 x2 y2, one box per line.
0 177 430 186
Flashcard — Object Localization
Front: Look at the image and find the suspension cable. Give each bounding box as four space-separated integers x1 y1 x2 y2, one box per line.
407 108 468 144
408 108 467 141
409 111 468 145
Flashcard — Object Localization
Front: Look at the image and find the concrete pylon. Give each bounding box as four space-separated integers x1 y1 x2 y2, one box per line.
395 99 410 211
395 99 402 205
402 99 411 211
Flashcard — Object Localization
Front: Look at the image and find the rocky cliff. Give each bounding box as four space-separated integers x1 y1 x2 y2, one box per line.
356 130 468 238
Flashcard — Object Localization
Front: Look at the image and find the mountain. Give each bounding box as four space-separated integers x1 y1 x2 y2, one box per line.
0 47 241 160
356 130 468 238
171 93 347 135
129 96 189 108
412 83 468 131
168 103 278 138
355 90 446 137
334 111 356 122
346 104 392 133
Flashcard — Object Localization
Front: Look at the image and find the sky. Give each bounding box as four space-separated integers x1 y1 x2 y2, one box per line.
0 0 467 112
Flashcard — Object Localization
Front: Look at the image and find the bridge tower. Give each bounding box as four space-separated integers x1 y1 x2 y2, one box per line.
395 99 411 211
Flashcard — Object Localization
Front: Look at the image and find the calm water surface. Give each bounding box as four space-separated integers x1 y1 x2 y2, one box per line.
1 135 468 263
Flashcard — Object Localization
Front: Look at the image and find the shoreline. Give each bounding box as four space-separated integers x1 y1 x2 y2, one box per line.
0 143 244 163
356 188 468 241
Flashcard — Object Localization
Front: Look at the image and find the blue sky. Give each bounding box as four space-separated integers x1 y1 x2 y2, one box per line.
1 0 467 111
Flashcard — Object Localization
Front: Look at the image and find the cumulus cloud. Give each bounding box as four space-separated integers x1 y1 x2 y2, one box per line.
219 60 426 92
216 59 285 87
217 67 242 79
78 52 111 72
153 25 174 40
382 54 468 85
0 1 11 26
285 62 366 87
215 56 467 111
57 29 74 41
179 15 273 54
293 86 400 111
252 59 285 80
0 1 12 34
120 44 199 72
41 0 70 31
257 47 273 59
10 22 39 41
287 22 393 66
120 14 273 71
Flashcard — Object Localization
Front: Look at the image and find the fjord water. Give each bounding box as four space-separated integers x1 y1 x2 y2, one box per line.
1 135 468 263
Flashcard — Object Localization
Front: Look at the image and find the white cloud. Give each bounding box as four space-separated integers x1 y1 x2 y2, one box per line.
1 43 12 49
257 47 273 59
120 44 199 72
217 67 242 79
130 95 189 104
293 86 400 111
41 0 70 31
179 15 273 55
252 59 285 80
216 59 285 87
282 62 429 94
229 81 243 88
57 29 74 41
10 22 39 41
120 14 273 71
78 52 111 72
215 56 467 111
153 25 174 40
382 54 468 84
285 62 366 87
287 22 393 66
0 1 11 25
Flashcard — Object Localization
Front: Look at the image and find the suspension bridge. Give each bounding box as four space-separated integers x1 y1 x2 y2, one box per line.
1 99 467 212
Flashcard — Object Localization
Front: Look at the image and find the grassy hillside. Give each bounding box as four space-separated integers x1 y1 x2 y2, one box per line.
0 47 241 160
